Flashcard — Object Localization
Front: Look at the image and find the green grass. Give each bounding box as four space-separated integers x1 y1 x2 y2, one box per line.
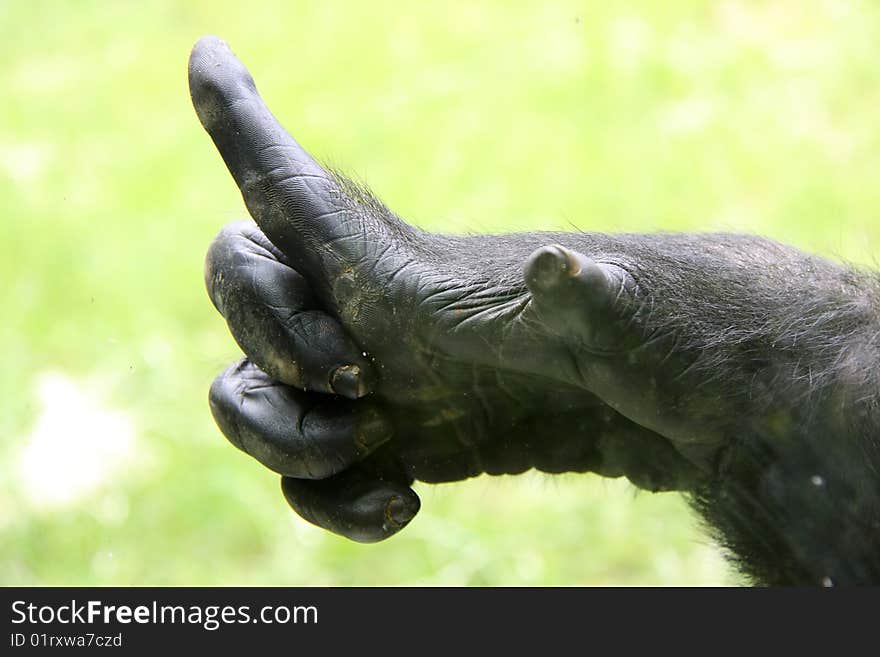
2 0 879 586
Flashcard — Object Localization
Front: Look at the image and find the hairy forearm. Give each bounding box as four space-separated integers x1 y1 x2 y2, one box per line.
430 231 877 419
693 391 880 585
434 228 880 584
576 232 880 584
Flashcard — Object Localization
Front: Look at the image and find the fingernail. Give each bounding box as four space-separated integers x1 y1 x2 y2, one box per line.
385 496 417 528
527 245 581 290
353 407 392 454
331 364 368 399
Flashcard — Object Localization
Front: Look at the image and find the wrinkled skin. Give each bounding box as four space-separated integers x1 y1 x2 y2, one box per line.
190 36 880 584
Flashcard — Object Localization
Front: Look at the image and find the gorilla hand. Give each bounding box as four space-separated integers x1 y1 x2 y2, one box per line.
190 37 880 585
203 221 701 542
190 37 703 542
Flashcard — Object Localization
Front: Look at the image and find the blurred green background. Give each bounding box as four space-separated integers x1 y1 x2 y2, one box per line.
2 0 879 586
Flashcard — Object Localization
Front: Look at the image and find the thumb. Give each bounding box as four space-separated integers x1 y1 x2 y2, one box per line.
523 244 637 354
188 36 396 291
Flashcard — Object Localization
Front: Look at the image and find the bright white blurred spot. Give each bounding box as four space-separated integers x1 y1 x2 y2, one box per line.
17 372 136 509
610 17 653 70
659 97 716 135
0 142 50 184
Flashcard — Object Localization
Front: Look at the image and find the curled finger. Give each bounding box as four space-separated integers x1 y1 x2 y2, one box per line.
209 359 391 479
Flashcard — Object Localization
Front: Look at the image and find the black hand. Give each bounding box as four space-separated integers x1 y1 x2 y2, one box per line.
187 36 710 476
190 36 880 587
204 220 701 541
